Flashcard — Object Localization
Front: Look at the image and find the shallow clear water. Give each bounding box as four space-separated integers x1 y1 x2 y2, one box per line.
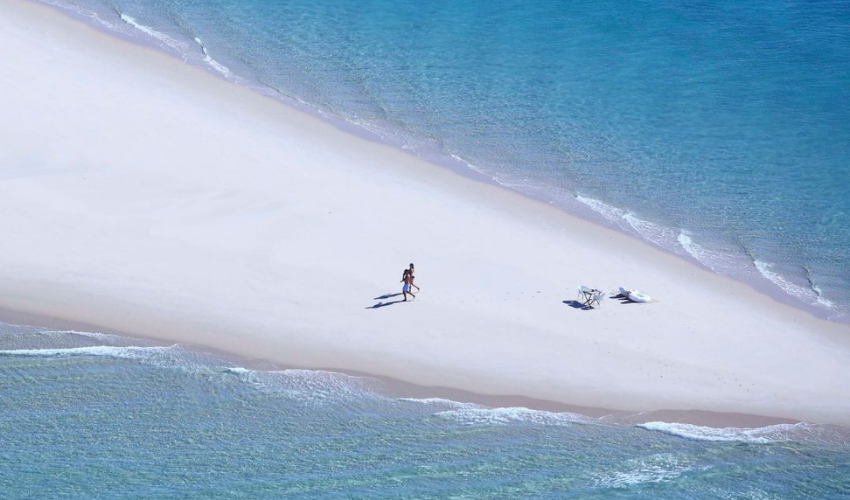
36 0 850 319
1 323 848 499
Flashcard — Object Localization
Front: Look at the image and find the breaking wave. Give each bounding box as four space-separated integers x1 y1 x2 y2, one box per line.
0 344 176 359
754 260 835 310
435 405 591 427
117 12 189 55
638 421 850 446
592 453 700 489
193 37 232 77
576 195 680 251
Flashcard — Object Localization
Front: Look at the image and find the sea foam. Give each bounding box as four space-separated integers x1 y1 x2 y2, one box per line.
0 345 176 359
117 12 189 55
436 406 591 427
592 453 699 489
676 230 739 274
638 421 850 446
576 195 680 251
754 260 835 310
193 37 233 78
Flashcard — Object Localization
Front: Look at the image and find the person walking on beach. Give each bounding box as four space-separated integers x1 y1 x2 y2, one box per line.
401 269 415 301
408 263 420 293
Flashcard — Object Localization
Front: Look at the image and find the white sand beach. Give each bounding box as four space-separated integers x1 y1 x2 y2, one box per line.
2 0 849 424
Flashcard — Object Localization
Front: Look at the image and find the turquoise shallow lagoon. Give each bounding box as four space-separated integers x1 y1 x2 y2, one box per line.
38 0 850 321
1 323 849 499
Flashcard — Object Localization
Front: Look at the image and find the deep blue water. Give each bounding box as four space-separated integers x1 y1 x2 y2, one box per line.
37 0 850 319
2 323 849 499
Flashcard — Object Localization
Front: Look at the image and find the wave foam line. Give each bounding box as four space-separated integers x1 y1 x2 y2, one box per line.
272 369 382 400
593 454 697 489
35 0 124 33
0 323 123 343
436 406 591 427
575 195 679 251
117 11 189 55
0 345 176 359
193 37 233 77
754 260 835 310
37 329 122 343
677 230 730 273
804 265 836 309
638 421 850 445
449 153 494 178
399 397 478 410
639 421 776 443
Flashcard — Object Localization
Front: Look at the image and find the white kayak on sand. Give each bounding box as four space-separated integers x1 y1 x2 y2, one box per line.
619 287 652 303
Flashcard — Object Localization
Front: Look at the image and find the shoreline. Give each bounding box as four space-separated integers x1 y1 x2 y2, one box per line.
28 0 846 325
0 308 801 430
2 0 850 426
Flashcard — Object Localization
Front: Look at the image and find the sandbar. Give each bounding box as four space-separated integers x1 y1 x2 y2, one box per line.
1 0 848 425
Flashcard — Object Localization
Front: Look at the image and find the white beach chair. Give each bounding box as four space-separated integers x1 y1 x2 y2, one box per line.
577 285 592 301
588 291 606 308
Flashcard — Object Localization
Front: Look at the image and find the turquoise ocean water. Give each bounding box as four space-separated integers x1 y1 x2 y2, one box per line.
36 0 850 321
2 323 849 499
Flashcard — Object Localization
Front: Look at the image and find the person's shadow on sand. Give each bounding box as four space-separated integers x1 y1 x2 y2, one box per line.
367 292 406 309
